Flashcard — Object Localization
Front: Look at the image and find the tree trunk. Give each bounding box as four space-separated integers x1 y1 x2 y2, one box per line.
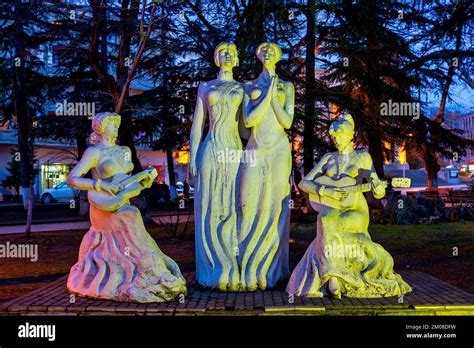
25 182 34 237
303 0 316 175
166 145 177 199
367 130 385 179
115 1 141 173
253 0 266 75
88 0 141 173
425 12 463 188
11 0 35 235
438 16 463 121
118 107 142 173
423 144 440 189
76 120 90 216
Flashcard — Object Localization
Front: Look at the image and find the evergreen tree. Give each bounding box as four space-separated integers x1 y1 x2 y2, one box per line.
312 0 473 182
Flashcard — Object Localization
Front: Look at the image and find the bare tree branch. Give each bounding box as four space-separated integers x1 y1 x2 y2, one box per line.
115 1 158 113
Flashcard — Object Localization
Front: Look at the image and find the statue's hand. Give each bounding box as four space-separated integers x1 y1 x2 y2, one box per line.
371 178 385 199
142 172 155 189
271 75 279 99
99 181 120 196
324 188 348 201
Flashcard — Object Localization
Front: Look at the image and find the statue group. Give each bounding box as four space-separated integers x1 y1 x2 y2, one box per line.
190 42 294 292
66 42 411 303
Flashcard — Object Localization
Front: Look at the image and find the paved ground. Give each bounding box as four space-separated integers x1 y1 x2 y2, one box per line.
0 221 91 235
0 213 193 235
1 271 472 316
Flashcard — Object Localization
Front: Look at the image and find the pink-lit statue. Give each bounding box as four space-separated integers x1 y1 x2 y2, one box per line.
66 112 187 303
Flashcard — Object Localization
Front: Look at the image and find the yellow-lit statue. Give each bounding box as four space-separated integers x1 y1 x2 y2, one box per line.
286 114 412 298
238 43 294 291
190 43 244 291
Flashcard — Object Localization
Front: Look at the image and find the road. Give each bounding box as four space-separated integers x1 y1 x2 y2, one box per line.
0 213 194 235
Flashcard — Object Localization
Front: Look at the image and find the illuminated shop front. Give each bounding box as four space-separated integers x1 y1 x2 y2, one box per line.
41 163 73 190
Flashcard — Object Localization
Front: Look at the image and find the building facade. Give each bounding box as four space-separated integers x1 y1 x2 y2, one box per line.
0 122 188 197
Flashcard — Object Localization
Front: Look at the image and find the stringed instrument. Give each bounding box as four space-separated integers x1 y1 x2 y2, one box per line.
308 176 410 211
88 167 157 212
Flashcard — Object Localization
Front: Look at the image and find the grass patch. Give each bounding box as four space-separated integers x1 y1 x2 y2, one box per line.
0 225 195 302
290 221 474 294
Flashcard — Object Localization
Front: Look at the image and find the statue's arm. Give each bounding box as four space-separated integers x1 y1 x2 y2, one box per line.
271 81 295 129
237 101 250 140
243 82 272 128
66 147 99 191
360 152 386 199
190 83 207 166
298 153 332 194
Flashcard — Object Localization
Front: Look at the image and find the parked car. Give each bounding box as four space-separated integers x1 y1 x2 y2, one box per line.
0 187 16 202
41 182 79 204
176 181 194 198
146 182 171 205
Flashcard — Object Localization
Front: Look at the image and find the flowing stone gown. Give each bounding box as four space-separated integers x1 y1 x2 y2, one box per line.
238 79 292 291
67 145 187 303
193 80 244 291
286 150 412 298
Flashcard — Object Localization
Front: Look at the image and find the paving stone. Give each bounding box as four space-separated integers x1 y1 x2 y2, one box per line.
1 271 473 315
